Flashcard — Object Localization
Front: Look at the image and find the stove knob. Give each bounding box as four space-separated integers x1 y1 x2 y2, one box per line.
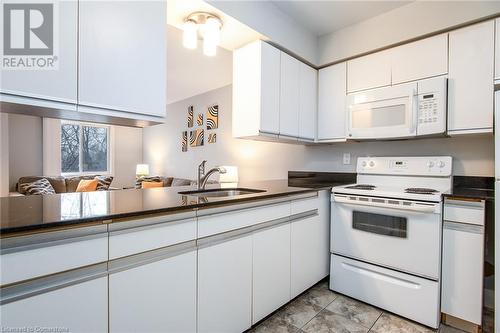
437 161 446 168
361 161 367 167
427 161 435 168
369 161 375 167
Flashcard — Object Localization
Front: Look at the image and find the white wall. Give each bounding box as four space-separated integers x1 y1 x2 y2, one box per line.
318 1 500 65
143 85 494 182
113 126 143 189
8 114 43 191
0 114 9 196
208 0 318 65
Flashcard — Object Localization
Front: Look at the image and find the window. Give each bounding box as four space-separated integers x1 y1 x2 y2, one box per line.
61 122 110 174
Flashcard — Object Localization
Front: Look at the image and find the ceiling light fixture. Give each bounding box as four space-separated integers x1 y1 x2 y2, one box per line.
182 12 223 57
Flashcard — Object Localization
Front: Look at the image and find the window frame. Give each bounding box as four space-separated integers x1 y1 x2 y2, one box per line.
60 120 112 176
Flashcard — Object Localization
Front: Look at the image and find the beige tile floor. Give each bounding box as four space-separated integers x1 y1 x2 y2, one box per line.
248 280 494 333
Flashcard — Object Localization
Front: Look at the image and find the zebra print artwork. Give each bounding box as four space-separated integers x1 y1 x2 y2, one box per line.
197 113 204 126
182 131 188 152
190 128 204 147
187 106 194 128
206 104 218 129
208 133 216 144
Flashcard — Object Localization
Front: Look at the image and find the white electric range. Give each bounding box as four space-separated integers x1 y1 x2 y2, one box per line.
330 156 452 329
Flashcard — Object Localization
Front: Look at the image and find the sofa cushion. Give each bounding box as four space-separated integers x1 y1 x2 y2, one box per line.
171 178 193 187
19 178 56 196
18 176 66 194
65 175 99 192
135 176 162 189
76 179 98 192
142 181 164 189
95 176 114 191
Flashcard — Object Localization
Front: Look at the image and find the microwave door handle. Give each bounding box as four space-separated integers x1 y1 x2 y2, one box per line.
410 92 419 134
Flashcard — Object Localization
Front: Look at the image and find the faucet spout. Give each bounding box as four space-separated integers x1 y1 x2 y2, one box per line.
198 164 226 190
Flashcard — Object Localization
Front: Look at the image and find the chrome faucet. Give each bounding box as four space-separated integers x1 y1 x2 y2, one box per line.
197 160 226 190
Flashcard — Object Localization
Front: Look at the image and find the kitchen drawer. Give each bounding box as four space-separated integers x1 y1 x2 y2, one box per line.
444 199 485 226
330 254 440 328
0 226 108 286
198 201 291 238
290 193 319 215
109 212 197 260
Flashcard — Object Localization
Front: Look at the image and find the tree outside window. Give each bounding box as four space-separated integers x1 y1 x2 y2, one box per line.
61 122 109 174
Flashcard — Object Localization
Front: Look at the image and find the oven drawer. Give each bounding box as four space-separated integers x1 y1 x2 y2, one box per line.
330 254 440 329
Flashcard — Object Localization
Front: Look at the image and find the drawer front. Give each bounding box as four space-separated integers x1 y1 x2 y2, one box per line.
444 199 485 226
109 218 196 259
330 254 440 329
198 202 290 238
291 194 319 215
1 234 107 286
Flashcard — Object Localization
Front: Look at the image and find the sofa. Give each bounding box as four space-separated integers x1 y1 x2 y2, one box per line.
134 176 218 189
13 175 115 196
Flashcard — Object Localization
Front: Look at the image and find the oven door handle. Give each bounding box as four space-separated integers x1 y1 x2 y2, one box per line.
333 195 438 213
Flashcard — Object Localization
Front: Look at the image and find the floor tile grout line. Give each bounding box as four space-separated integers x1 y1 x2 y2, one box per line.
367 311 384 333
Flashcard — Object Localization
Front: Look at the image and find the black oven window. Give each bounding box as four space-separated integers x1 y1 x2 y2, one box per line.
352 211 407 238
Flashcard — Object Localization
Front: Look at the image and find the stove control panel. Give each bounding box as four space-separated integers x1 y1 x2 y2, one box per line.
357 156 452 176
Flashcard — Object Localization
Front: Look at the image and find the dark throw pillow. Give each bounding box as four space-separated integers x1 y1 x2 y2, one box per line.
19 178 56 196
95 176 114 191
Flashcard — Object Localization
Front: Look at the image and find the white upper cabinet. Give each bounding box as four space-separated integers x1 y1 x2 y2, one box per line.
448 21 494 134
78 1 166 118
495 19 500 80
233 41 280 138
298 63 318 141
279 52 301 138
318 62 347 142
0 0 77 108
391 34 448 85
347 49 392 93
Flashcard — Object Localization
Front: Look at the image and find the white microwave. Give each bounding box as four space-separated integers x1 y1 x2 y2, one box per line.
346 76 447 140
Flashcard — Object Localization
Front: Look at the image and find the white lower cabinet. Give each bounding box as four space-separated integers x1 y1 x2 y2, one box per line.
0 276 108 333
198 235 253 333
109 249 197 333
291 213 329 298
442 199 485 326
253 223 291 323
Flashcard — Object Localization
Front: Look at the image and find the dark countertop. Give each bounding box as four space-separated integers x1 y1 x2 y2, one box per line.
444 176 495 201
288 171 356 189
0 180 326 237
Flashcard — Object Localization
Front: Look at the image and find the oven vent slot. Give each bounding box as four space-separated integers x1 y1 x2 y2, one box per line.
372 198 384 203
388 200 400 205
358 197 369 202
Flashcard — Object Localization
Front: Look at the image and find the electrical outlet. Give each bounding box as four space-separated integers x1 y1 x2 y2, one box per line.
343 153 351 165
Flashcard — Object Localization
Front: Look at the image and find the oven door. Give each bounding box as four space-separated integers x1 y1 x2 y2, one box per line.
331 194 441 280
347 82 418 140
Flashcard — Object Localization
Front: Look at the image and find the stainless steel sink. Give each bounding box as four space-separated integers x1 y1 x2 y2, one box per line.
178 188 266 197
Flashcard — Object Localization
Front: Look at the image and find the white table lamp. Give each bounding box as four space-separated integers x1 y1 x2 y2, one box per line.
136 164 150 178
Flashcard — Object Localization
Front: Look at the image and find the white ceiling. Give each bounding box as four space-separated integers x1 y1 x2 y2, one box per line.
167 25 232 105
271 1 412 36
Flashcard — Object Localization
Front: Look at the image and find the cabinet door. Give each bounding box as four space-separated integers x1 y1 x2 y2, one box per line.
318 63 347 141
280 52 300 137
0 277 107 333
448 21 494 134
109 249 196 333
253 223 291 323
442 222 484 324
0 0 77 106
198 235 252 333
78 1 166 117
347 49 392 93
391 34 448 84
260 42 281 135
298 63 317 141
495 19 500 80
291 214 329 298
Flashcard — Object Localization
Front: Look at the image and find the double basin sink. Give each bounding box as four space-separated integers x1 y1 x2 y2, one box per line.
178 188 265 198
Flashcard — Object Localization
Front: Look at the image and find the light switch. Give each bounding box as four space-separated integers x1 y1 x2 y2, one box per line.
343 153 351 165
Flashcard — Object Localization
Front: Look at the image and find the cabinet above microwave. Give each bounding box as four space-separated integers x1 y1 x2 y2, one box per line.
346 76 447 140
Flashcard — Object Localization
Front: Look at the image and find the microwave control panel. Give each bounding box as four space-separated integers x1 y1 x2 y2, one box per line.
416 76 447 136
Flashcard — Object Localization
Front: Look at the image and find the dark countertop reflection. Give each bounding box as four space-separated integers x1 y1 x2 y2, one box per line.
0 180 324 236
